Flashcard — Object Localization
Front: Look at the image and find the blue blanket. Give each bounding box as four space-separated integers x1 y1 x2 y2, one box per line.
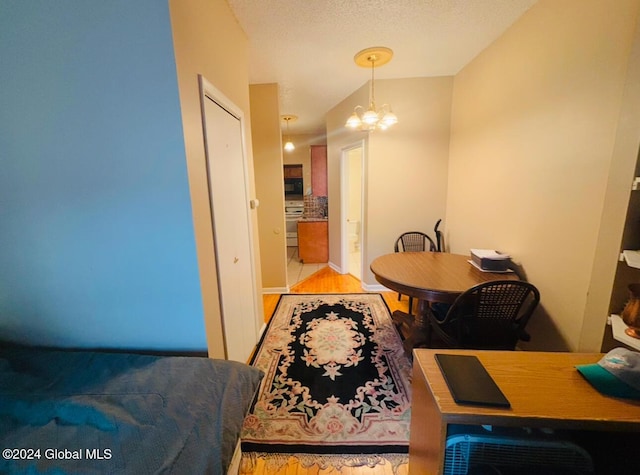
0 347 263 474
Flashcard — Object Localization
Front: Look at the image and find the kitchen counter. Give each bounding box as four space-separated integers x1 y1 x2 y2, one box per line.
297 220 328 263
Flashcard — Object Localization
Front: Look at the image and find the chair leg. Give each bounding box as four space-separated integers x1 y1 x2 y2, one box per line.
397 292 401 301
408 297 413 316
425 318 433 347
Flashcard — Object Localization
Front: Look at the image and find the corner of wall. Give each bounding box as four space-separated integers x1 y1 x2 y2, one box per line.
580 8 640 351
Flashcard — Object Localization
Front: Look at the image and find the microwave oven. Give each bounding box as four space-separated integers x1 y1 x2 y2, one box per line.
284 178 303 196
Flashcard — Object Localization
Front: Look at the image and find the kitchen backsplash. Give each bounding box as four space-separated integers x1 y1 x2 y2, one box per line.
303 195 328 218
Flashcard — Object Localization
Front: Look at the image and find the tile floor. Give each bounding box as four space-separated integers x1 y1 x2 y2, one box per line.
287 246 327 286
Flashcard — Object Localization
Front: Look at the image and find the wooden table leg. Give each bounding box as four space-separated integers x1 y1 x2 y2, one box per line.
391 310 414 340
401 299 431 359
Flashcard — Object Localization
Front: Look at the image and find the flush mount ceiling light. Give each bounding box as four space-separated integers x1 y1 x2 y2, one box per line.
345 47 398 132
282 114 297 152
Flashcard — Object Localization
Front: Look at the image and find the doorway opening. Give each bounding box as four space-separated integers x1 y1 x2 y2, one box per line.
341 142 364 280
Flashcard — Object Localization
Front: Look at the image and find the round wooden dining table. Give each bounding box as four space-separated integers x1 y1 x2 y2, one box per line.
370 252 519 357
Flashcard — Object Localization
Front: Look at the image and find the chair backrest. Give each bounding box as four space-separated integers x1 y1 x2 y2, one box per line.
441 280 540 349
434 219 443 252
394 232 436 253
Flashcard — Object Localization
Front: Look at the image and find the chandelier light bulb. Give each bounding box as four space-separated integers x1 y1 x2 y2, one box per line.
381 110 398 127
346 112 362 129
282 114 297 152
345 47 398 132
362 108 379 125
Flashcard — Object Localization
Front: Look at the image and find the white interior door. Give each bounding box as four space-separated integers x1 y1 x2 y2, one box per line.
201 79 258 362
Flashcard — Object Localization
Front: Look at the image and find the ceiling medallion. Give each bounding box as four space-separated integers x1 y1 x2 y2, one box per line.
345 47 398 132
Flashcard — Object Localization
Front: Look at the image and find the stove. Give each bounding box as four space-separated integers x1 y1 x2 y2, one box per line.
285 201 304 246
285 200 304 216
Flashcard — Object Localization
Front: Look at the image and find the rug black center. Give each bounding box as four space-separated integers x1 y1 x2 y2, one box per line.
241 294 412 458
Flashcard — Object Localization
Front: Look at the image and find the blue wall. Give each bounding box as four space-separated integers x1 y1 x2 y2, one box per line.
0 1 206 350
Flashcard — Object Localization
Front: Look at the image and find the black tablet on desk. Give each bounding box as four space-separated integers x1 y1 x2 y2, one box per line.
435 354 511 408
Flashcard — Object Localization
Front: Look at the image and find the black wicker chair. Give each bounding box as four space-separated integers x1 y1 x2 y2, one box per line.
426 280 540 350
394 231 437 315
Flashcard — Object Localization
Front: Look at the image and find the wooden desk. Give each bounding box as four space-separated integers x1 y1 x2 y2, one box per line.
370 252 517 355
410 349 640 474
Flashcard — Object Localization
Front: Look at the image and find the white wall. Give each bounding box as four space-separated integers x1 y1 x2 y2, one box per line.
170 0 264 357
250 84 288 292
327 77 453 285
326 83 370 275
446 0 640 351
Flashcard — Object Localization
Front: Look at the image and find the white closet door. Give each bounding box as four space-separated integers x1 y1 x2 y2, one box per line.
202 93 258 363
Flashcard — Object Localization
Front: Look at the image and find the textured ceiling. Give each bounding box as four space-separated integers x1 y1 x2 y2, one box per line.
227 0 538 134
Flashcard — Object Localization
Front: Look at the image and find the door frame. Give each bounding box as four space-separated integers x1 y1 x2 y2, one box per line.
340 140 366 278
198 75 260 359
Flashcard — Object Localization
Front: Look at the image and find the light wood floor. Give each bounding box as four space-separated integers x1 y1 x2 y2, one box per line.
245 267 411 475
262 267 412 323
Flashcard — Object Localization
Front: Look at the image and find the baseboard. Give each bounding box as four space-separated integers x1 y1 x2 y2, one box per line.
263 286 289 294
328 261 343 273
327 261 389 292
362 282 391 292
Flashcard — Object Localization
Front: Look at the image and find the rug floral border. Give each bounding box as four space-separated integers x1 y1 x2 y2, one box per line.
241 293 412 456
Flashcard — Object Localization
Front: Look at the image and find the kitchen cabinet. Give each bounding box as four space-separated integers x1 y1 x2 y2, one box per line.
284 164 303 178
298 220 328 263
310 145 327 196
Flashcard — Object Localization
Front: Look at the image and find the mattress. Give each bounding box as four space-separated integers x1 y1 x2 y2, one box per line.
0 346 263 474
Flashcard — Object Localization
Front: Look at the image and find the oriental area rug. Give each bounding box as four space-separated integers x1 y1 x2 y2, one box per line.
240 293 412 472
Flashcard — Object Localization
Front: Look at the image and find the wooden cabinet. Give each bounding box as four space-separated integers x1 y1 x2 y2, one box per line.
410 349 640 474
297 220 328 263
283 164 302 178
310 145 327 196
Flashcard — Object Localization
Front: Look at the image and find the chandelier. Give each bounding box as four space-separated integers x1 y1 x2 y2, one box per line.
282 114 296 152
345 47 398 131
